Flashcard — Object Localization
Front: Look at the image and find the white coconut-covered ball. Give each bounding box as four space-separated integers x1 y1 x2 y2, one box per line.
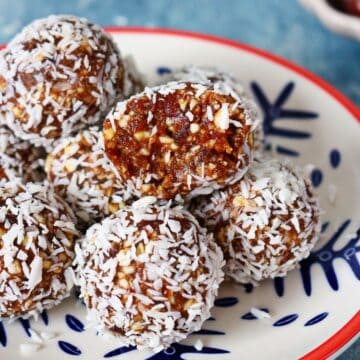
0 15 129 148
0 181 79 319
192 156 321 284
75 198 224 352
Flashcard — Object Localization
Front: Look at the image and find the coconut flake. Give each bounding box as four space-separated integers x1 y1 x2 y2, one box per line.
194 339 203 351
250 307 271 319
20 343 41 356
328 183 337 204
27 256 43 290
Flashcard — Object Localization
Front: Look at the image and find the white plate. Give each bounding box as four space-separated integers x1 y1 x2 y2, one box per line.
0 28 359 360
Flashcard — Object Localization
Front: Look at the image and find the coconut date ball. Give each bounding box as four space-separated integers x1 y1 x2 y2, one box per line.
0 125 46 182
0 15 129 148
0 181 79 319
192 156 321 284
46 128 135 229
75 199 224 352
103 81 258 200
162 65 264 151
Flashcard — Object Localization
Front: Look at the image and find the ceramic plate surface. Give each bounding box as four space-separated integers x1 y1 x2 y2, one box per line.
0 28 359 360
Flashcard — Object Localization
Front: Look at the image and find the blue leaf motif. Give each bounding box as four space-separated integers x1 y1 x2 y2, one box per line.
275 145 299 157
157 66 172 75
0 321 6 347
273 314 298 327
19 318 31 337
65 314 85 332
251 81 318 158
41 310 49 326
321 222 330 233
147 343 229 359
274 277 284 297
58 341 82 356
192 329 225 335
304 312 329 326
300 220 360 296
214 297 238 307
104 345 136 358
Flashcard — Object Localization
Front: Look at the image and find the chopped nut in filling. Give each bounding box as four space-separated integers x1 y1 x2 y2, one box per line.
104 81 258 200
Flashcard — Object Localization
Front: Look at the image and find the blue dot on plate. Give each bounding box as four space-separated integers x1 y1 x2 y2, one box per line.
157 66 172 75
311 169 323 187
330 149 341 169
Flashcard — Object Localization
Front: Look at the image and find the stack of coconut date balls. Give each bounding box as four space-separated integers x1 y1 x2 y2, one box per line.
0 15 321 352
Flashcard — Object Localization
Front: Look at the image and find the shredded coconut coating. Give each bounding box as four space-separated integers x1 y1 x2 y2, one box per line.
162 65 264 151
75 199 224 352
0 181 79 319
46 128 135 229
0 153 22 182
192 156 321 284
0 125 46 182
103 81 257 200
0 15 127 149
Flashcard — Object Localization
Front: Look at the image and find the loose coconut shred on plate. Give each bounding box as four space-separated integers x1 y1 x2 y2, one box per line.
75 199 224 352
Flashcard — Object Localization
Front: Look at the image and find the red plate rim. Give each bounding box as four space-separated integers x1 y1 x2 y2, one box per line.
0 25 359 359
106 26 360 360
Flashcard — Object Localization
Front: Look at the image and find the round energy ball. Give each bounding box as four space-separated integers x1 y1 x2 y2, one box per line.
161 65 264 151
0 125 46 182
75 198 224 352
0 15 128 148
103 81 258 200
46 128 135 228
192 156 321 284
0 181 79 319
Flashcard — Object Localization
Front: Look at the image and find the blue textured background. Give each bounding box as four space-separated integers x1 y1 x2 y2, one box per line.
0 0 359 106
0 0 358 358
